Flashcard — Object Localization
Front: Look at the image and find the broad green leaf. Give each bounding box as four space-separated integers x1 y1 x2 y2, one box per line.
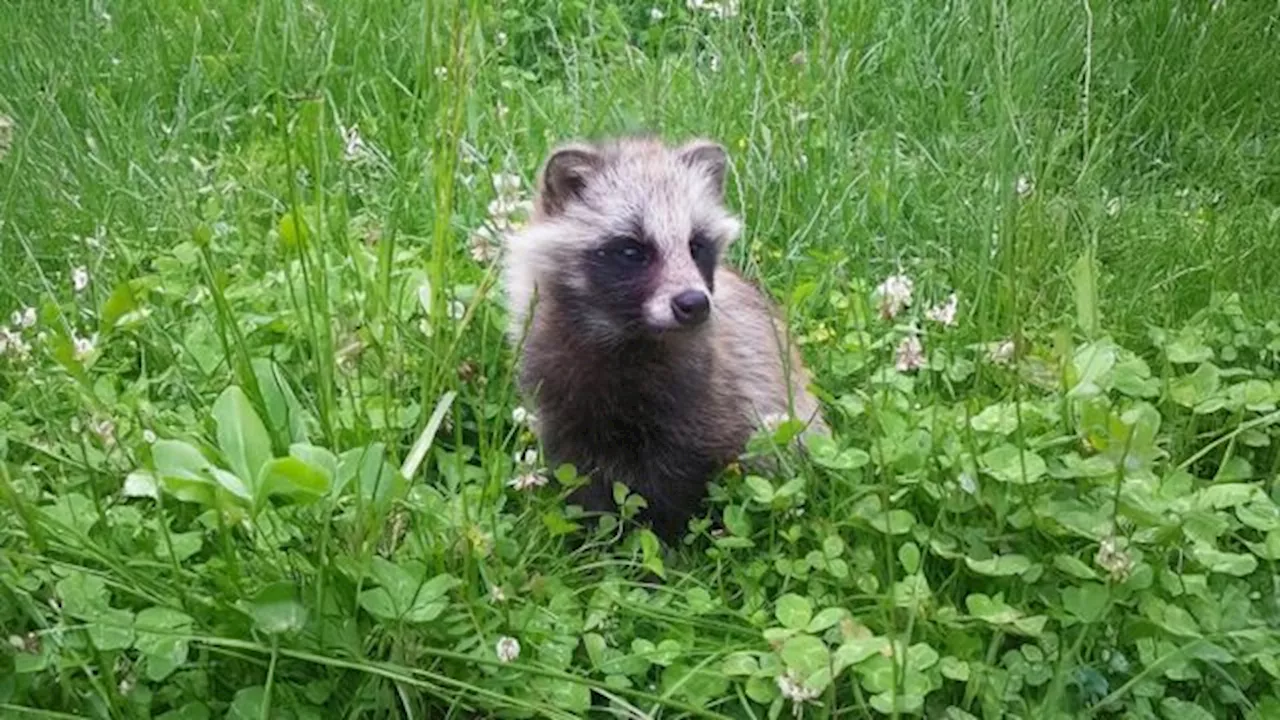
155 702 211 720
41 493 100 535
1196 483 1264 510
248 581 308 635
1054 554 1100 580
869 509 917 534
822 535 845 557
807 607 847 634
834 637 890 673
775 594 813 630
898 542 921 573
1165 333 1214 365
980 444 1047 485
252 358 310 444
906 643 939 672
1069 250 1100 337
56 571 108 618
1062 583 1109 623
965 554 1032 577
660 663 729 709
970 402 1021 435
338 443 405 514
255 456 331 511
940 656 970 681
88 608 135 651
870 689 925 715
359 558 460 624
780 634 829 678
1170 362 1220 408
1159 698 1215 720
1068 340 1117 398
721 651 759 676
226 686 267 720
100 280 140 333
212 385 273 490
210 467 251 503
289 443 338 486
1190 544 1258 576
151 440 216 505
807 434 871 470
966 594 1023 625
1140 597 1200 637
135 606 195 681
1238 500 1280 531
744 475 774 504
892 574 931 608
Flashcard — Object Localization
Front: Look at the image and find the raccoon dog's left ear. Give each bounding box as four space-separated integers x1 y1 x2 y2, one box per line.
676 139 729 197
538 142 602 216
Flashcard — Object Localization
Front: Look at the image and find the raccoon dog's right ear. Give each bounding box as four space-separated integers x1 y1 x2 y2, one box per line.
537 143 602 216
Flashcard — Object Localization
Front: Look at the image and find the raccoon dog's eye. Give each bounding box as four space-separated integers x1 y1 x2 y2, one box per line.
689 235 712 261
598 238 650 266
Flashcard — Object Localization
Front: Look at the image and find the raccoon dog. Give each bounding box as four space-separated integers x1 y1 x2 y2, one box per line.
503 134 827 543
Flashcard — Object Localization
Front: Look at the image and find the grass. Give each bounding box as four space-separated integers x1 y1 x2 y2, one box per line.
2 0 1280 717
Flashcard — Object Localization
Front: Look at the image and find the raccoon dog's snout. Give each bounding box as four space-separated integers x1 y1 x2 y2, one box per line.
670 289 710 326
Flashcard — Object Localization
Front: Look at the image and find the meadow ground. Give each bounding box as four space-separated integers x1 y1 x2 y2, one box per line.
2 1 1280 718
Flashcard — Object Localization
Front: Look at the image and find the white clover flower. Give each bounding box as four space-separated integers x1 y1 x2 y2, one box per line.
895 334 925 373
988 339 1016 365
873 273 913 320
508 472 547 492
72 266 90 293
1015 175 1034 198
12 306 35 329
486 197 517 220
0 114 13 161
142 429 157 444
492 173 522 196
515 447 539 467
341 124 367 163
91 417 116 447
687 0 739 18
1095 536 1134 582
495 31 508 46
72 332 97 361
512 406 532 426
925 292 959 327
776 670 820 714
489 585 507 603
468 229 500 263
649 7 665 21
1105 195 1122 217
433 66 448 80
496 636 520 663
1 327 31 361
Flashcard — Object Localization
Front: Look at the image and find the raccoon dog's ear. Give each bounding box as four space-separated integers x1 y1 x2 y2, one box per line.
538 143 602 216
676 139 729 197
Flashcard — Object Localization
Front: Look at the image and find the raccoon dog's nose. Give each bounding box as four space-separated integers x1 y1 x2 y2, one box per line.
671 290 711 326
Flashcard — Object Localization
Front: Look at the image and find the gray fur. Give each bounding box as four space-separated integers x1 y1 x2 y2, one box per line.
503 134 827 542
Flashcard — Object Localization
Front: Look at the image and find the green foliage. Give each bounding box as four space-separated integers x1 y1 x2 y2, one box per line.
3 1 1280 718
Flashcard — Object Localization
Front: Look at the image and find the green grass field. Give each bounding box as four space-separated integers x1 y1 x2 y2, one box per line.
3 1 1280 718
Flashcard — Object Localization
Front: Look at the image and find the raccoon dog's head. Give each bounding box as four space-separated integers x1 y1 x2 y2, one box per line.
505 135 742 345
